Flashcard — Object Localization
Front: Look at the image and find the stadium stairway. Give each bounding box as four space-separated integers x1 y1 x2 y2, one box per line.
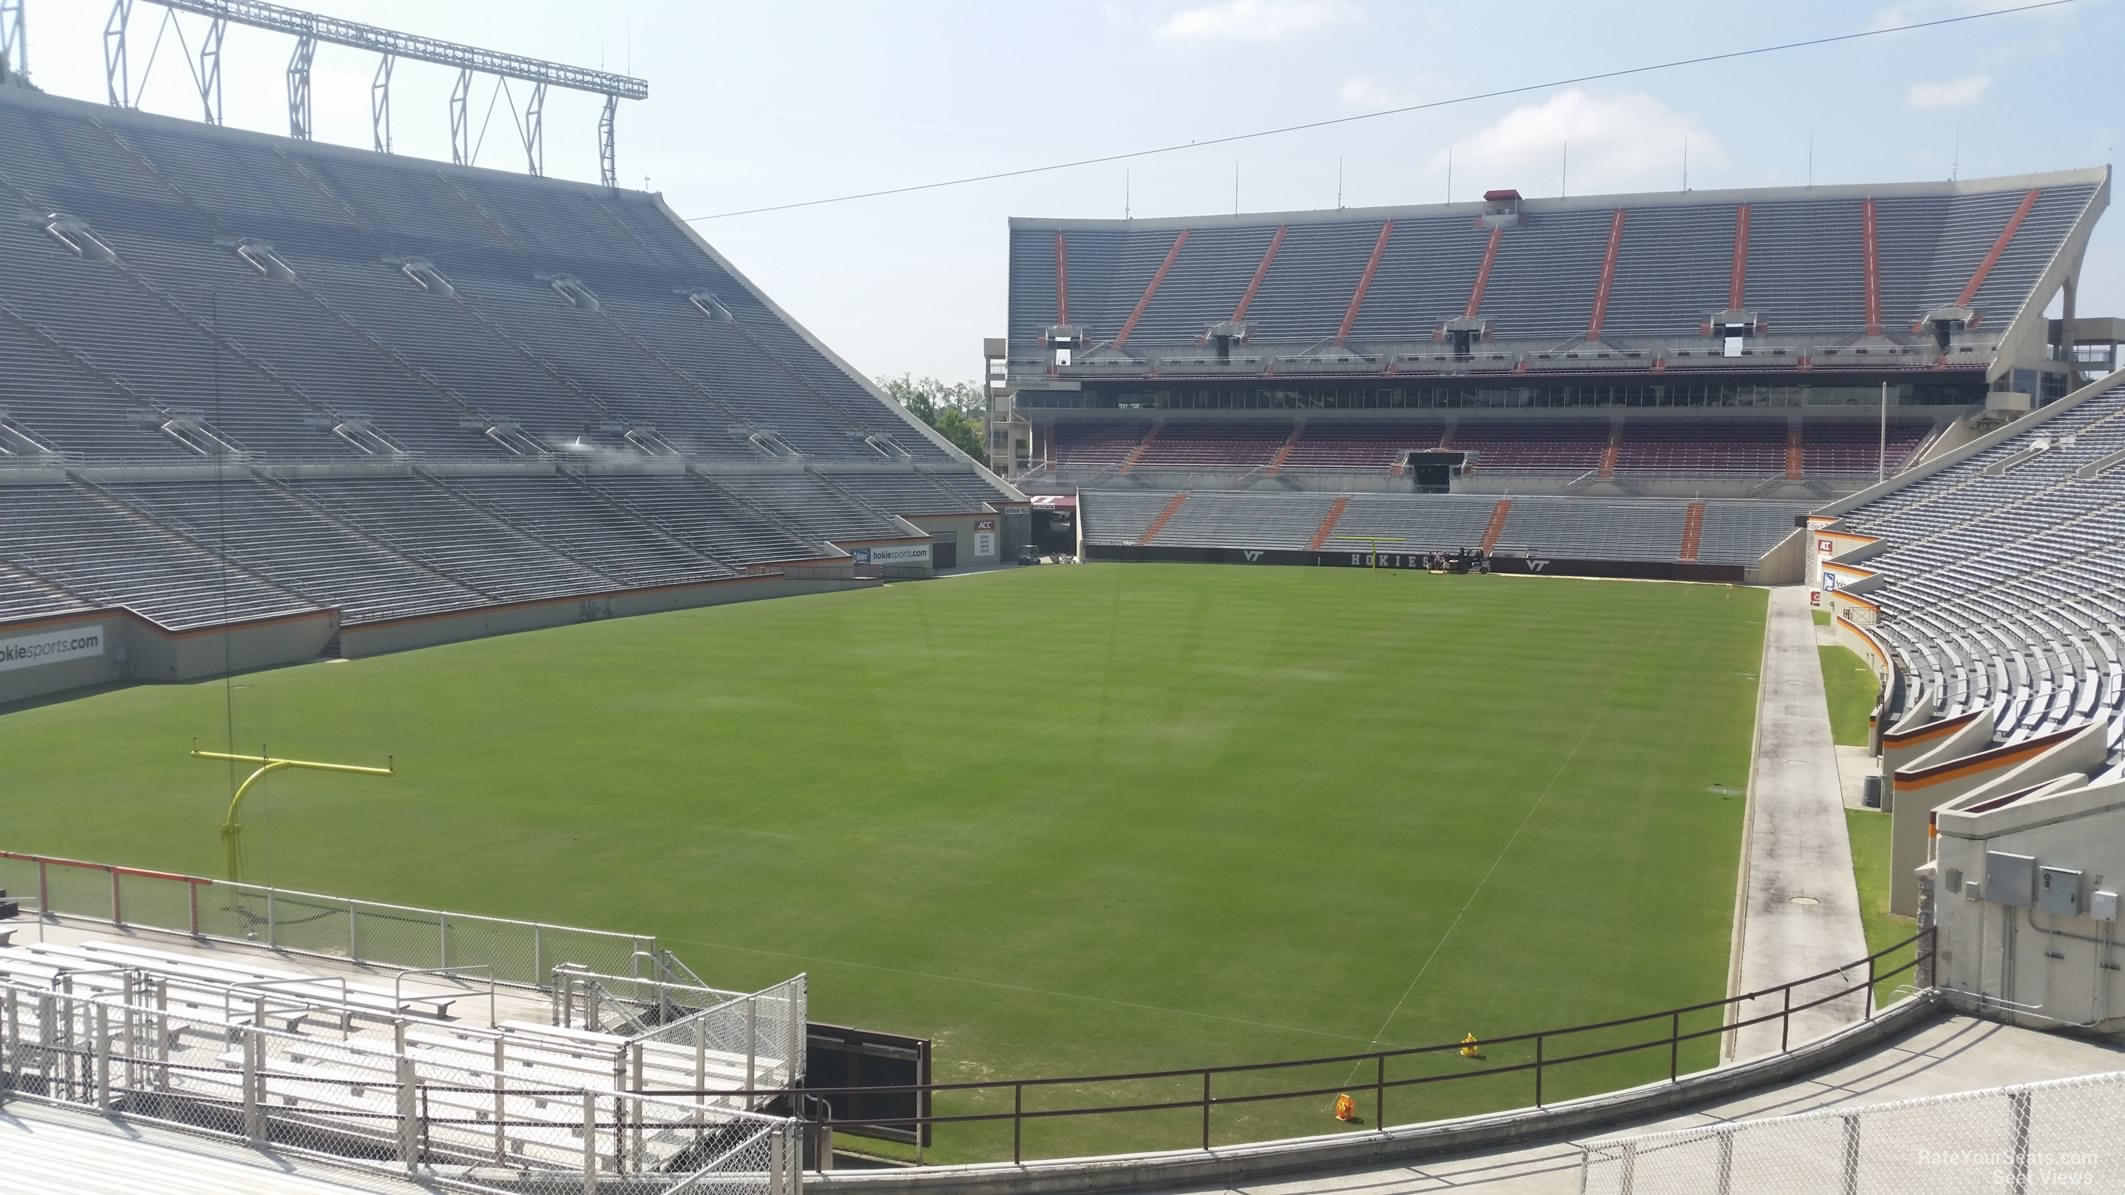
1678 502 1707 563
1264 425 1302 476
1479 499 1513 552
1305 497 1351 551
1119 426 1159 473
1137 493 1189 545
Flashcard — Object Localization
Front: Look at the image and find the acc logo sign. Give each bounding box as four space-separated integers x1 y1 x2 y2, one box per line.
1817 537 1836 556
1242 550 1265 562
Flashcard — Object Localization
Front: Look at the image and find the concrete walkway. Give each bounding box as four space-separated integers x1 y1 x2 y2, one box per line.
1156 1015 2125 1195
1728 586 1869 1059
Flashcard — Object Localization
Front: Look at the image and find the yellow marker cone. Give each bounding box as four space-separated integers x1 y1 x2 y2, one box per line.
1333 1093 1357 1122
1460 1033 1482 1059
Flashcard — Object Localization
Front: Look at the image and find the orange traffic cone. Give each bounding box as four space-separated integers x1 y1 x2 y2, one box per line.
1333 1093 1357 1122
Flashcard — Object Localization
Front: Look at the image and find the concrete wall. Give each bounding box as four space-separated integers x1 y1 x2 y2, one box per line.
901 513 1006 569
1931 766 2125 1030
1833 616 1895 753
339 574 878 659
0 607 338 707
1888 723 2102 916
3 576 879 702
1745 528 1807 585
0 613 127 703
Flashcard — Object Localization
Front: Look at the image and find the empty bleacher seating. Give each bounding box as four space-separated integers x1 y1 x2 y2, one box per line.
1613 420 1786 477
1007 174 2102 365
1831 377 2125 758
1133 423 1290 470
1280 422 1448 470
1050 423 1151 468
3 482 315 628
1493 499 1690 562
1456 421 1610 475
1148 492 1344 550
1080 490 1803 566
1803 420 1937 477
0 85 1023 640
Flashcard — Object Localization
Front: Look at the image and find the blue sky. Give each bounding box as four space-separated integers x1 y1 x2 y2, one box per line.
17 0 2120 381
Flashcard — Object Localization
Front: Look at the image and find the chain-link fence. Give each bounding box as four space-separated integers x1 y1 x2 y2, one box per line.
0 977 802 1194
0 850 656 986
554 968 750 1034
554 969 807 1106
1580 1069 2125 1194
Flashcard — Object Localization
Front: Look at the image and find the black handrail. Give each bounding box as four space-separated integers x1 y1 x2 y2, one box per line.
630 928 1935 1164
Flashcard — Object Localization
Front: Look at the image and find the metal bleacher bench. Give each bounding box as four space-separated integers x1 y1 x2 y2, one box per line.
67 938 457 1017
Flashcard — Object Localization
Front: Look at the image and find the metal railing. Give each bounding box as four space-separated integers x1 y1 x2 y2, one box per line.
0 850 661 987
551 968 808 1102
0 979 802 1194
1580 1066 2125 1194
648 930 1935 1166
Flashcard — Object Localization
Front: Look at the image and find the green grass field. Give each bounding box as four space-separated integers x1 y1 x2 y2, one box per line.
1819 645 1881 747
1845 809 1921 1004
1 565 1766 1156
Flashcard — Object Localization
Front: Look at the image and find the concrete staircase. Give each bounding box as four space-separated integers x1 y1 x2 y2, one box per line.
1679 501 1707 562
1305 496 1351 551
1138 492 1188 545
1480 499 1514 552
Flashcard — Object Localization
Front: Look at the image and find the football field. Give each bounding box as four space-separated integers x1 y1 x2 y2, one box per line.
1 564 1767 1157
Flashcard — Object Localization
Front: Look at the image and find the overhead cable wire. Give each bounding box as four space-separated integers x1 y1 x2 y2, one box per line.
682 0 2075 222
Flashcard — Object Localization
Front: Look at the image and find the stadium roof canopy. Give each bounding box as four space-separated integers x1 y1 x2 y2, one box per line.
1005 168 2109 386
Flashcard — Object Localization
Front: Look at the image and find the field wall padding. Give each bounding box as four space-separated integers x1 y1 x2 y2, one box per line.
1084 543 1749 584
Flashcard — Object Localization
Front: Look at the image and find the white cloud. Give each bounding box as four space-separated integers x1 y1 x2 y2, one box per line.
1905 74 1991 111
1155 0 1365 43
1427 90 1718 197
1337 74 1410 111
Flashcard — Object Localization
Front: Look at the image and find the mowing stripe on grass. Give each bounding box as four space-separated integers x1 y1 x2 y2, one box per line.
665 933 1381 1044
1350 611 1675 1068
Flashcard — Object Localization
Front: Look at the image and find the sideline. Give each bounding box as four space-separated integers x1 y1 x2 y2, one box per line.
1725 585 1869 1060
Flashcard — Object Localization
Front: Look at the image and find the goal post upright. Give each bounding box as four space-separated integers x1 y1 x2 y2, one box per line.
191 741 395 881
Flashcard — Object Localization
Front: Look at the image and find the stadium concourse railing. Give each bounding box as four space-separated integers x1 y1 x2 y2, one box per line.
1578 1069 2125 1193
656 930 1937 1166
0 850 687 989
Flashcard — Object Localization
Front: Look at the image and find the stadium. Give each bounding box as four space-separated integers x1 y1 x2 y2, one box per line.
2 3 2123 1193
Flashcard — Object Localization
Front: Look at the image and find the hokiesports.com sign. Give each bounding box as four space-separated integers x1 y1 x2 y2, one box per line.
0 626 106 672
852 544 932 565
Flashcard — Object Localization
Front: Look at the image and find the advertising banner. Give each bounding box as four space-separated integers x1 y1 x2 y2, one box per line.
852 544 933 566
0 625 106 673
